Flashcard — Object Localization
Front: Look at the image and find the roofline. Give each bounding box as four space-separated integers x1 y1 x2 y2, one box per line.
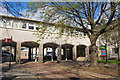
0 15 91 32
0 15 53 25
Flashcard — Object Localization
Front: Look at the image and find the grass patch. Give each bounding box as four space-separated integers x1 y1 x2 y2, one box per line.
98 60 120 64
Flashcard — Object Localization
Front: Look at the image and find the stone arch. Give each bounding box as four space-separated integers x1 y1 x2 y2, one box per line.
21 41 39 61
43 42 58 48
21 41 39 48
1 39 17 47
43 42 59 62
62 43 74 60
77 44 87 58
1 39 17 61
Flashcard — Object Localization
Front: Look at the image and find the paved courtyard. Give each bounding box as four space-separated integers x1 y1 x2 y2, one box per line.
2 61 119 80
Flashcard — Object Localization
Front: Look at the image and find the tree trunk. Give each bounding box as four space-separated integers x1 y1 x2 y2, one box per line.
105 44 108 63
118 22 120 61
90 44 98 67
89 35 98 67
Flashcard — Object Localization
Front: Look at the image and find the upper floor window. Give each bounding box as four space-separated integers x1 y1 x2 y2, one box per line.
29 26 34 30
36 27 39 30
2 19 7 27
22 23 26 29
84 33 87 36
13 21 18 28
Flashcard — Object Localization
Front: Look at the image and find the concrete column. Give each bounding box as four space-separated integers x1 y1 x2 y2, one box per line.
35 47 38 62
16 42 21 64
31 48 33 59
57 45 62 62
52 48 55 61
73 45 77 61
26 22 29 30
38 44 43 63
86 46 89 57
28 48 31 60
36 47 38 57
51 48 54 61
34 23 36 30
70 47 73 60
65 48 68 60
46 48 48 56
63 48 65 60
86 46 89 61
53 48 56 60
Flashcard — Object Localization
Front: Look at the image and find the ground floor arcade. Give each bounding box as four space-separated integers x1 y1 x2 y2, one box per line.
1 40 90 63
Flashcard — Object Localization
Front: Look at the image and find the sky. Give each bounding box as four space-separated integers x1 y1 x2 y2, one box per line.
0 2 109 28
0 2 28 16
0 2 50 21
0 1 118 27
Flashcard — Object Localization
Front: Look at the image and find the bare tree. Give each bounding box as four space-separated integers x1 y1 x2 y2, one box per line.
27 2 119 66
1 2 119 66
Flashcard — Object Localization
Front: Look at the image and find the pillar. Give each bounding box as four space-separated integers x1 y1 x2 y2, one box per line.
57 45 62 62
46 48 48 61
51 48 53 61
53 48 56 60
38 44 43 63
73 45 77 61
85 46 89 57
65 48 68 60
35 47 37 62
70 47 73 60
28 48 31 60
31 48 33 59
16 42 21 64
52 48 56 61
86 46 89 61
63 48 66 60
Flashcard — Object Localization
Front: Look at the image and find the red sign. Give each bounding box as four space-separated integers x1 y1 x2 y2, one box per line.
4 37 12 43
4 38 8 42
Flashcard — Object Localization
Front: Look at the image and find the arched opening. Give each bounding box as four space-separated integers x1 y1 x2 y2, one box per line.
43 42 58 62
1 40 17 62
21 41 39 61
77 45 87 58
62 44 74 60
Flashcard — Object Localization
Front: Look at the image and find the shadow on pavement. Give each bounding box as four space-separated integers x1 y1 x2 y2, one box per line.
69 77 80 80
2 76 17 80
20 59 35 64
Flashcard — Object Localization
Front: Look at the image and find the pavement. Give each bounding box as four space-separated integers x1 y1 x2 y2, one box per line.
1 61 118 80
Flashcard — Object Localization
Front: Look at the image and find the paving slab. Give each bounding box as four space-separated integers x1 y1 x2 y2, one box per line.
2 61 118 80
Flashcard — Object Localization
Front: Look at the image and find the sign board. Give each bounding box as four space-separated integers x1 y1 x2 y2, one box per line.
99 46 105 49
100 46 106 57
4 37 12 43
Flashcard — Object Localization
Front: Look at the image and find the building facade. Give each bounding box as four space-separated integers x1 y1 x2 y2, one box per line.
0 15 92 63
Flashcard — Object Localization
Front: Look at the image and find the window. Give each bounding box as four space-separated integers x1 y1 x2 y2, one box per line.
22 23 26 29
2 19 7 26
84 33 86 36
36 27 39 30
13 21 18 28
112 48 118 54
25 54 27 56
29 26 34 30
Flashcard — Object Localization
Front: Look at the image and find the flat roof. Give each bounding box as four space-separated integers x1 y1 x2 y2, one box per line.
0 15 55 25
0 15 90 32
